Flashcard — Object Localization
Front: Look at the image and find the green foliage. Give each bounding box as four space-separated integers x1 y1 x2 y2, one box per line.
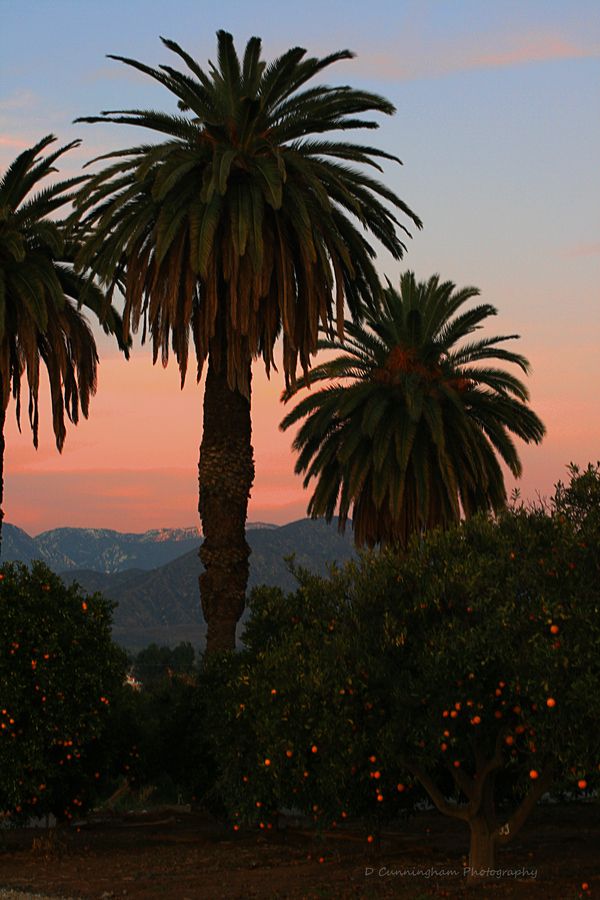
202 577 422 832
0 135 128 451
104 649 219 809
0 561 126 821
204 490 599 834
132 641 196 689
73 30 421 397
553 461 600 533
281 272 545 547
106 681 213 804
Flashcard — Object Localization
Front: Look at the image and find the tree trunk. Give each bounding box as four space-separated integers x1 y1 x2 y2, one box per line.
466 814 498 883
198 352 254 654
0 404 5 557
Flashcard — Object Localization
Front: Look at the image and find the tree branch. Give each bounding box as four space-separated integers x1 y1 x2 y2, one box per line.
448 763 475 800
496 763 554 845
408 763 470 822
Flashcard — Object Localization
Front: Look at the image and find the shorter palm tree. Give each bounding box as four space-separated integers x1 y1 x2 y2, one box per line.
281 272 545 547
0 135 128 550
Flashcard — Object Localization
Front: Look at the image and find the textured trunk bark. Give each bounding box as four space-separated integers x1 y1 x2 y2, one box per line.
198 352 254 654
0 403 5 557
466 814 498 882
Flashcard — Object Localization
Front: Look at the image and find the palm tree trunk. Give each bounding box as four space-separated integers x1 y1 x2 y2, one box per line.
0 403 5 557
198 352 255 654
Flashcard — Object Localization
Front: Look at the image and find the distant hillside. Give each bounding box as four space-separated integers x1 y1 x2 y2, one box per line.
3 519 355 650
2 525 39 566
3 524 202 573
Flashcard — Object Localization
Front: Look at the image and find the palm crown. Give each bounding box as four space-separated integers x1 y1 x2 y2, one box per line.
281 272 546 547
73 30 422 394
0 135 127 450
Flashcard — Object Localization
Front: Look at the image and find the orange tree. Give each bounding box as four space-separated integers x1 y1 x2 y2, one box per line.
205 498 599 879
0 561 125 822
202 579 421 837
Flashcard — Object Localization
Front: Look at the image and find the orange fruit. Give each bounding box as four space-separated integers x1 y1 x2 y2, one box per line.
578 779 587 790
546 697 556 708
550 624 559 634
529 769 539 780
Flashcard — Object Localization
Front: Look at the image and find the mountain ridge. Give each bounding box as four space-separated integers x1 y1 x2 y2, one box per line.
2 519 356 649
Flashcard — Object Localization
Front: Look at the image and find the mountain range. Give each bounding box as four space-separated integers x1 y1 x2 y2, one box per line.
2 520 355 649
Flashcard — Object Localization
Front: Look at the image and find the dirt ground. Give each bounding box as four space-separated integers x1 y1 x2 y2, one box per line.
0 802 597 899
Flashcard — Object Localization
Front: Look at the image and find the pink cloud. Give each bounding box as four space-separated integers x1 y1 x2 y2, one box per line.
0 90 37 112
471 34 598 69
563 241 600 258
0 136 30 148
348 30 600 81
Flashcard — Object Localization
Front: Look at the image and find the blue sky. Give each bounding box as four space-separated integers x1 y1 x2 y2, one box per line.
1 1 599 531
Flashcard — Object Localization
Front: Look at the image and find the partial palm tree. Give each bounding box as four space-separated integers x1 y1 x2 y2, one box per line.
72 31 422 652
0 135 129 552
281 272 545 548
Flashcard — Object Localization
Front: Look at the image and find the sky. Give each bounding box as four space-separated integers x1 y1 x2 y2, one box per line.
1 0 599 534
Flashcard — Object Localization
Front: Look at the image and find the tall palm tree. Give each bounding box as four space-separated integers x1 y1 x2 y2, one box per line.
0 135 128 552
72 31 422 653
280 272 545 548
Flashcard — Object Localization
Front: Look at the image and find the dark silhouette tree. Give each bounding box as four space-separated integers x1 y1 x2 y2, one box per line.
281 272 545 547
73 31 421 651
0 135 128 552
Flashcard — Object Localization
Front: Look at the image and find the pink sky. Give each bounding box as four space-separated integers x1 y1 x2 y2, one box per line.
4 329 599 535
5 351 309 533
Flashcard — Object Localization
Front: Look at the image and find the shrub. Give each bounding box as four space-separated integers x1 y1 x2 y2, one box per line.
0 561 126 822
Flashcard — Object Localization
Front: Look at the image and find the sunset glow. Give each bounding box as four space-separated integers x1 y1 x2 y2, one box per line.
2 1 598 534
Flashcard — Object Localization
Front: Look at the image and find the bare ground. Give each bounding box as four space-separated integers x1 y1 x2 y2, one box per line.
0 802 597 899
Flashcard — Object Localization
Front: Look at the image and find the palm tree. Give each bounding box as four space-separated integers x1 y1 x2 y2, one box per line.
72 31 422 653
280 272 545 548
0 135 128 552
